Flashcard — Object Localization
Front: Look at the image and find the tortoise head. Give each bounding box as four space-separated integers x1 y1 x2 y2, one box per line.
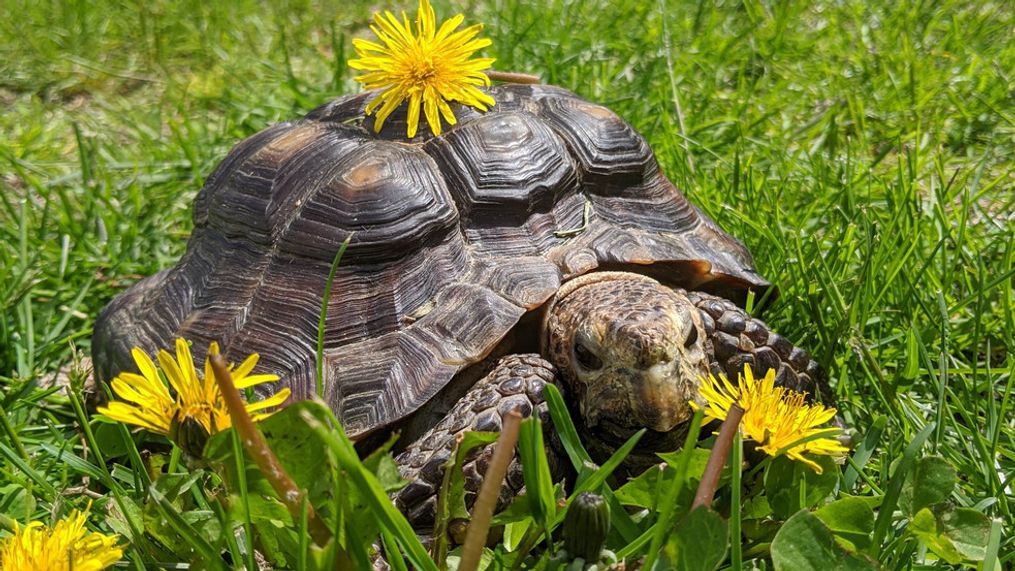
542 272 709 441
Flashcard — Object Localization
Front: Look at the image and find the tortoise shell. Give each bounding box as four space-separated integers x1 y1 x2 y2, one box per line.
92 84 770 439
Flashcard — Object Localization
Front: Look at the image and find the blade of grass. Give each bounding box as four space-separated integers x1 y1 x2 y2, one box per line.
297 496 310 571
543 383 592 467
543 383 640 542
730 430 743 571
229 427 257 571
564 428 645 505
643 410 703 571
871 422 935 556
316 235 352 398
843 415 886 490
982 517 1002 571
0 400 28 460
0 442 58 500
382 528 410 571
517 416 556 541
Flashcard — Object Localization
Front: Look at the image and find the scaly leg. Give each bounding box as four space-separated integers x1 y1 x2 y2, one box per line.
686 289 839 410
393 354 565 535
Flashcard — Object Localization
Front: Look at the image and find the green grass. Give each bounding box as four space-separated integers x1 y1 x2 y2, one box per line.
1 0 1013 568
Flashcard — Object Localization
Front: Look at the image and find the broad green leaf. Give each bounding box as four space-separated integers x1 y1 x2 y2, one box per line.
444 431 500 520
665 507 728 571
656 447 711 480
104 495 144 543
150 470 204 503
92 421 132 459
764 455 839 519
206 430 301 532
614 457 702 513
909 505 992 563
938 507 991 561
308 536 358 571
252 519 294 569
0 483 36 521
909 507 964 564
899 455 955 515
771 510 876 570
814 496 875 550
615 462 670 508
447 546 495 570
363 431 403 477
491 493 538 526
370 453 408 494
257 403 341 505
143 469 226 554
503 517 532 552
742 496 772 520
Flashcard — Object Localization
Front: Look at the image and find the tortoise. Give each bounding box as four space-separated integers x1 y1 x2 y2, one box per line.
92 83 834 531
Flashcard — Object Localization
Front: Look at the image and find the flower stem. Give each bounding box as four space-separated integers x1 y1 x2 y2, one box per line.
487 70 541 84
459 410 523 571
692 404 744 509
209 354 332 547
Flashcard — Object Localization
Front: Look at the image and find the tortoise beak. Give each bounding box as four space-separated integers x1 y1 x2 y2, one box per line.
634 361 699 432
579 361 700 434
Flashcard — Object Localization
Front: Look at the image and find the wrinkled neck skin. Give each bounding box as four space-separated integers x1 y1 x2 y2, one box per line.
542 272 710 472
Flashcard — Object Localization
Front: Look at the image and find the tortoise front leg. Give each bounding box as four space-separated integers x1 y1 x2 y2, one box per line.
393 354 566 535
685 290 837 407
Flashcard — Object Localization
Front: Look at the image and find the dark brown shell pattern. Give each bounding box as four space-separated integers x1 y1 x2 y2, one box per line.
92 84 769 439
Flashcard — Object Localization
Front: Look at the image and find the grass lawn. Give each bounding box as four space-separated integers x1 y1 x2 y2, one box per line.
1 0 1012 568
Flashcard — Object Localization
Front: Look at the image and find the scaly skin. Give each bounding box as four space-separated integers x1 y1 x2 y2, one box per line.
393 354 564 532
394 275 835 536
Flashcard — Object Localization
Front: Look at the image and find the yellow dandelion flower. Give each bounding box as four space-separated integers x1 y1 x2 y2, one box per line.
692 364 847 473
0 509 122 571
348 0 496 138
98 338 291 449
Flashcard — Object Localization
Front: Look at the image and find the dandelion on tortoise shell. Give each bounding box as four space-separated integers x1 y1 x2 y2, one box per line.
98 338 289 454
348 0 495 138
0 508 122 571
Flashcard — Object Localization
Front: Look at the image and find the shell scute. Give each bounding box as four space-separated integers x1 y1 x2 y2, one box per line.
274 140 459 263
426 111 579 223
537 96 657 194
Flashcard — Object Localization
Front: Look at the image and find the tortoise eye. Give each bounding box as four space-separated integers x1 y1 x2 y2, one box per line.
684 325 699 348
574 342 603 371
